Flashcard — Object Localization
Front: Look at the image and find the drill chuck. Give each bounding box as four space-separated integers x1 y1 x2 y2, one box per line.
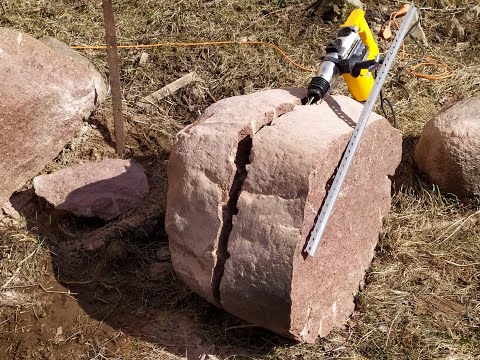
307 76 331 103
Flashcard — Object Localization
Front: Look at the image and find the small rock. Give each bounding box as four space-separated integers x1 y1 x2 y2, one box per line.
148 262 171 280
378 325 388 333
139 52 149 66
455 42 470 51
1 201 20 220
53 326 65 344
113 335 130 349
33 159 149 220
415 97 480 197
105 240 128 261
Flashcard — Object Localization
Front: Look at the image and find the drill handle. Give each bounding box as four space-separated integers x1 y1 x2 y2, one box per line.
351 56 383 77
341 9 380 101
342 9 379 60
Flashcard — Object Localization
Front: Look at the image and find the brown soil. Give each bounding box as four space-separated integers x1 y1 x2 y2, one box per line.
1 0 479 359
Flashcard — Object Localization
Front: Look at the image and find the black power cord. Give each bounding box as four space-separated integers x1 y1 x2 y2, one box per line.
375 70 398 128
380 89 397 128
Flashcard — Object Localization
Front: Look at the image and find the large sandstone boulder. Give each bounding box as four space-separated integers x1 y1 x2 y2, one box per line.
38 36 107 105
34 159 149 220
415 97 480 197
165 89 402 342
0 28 103 205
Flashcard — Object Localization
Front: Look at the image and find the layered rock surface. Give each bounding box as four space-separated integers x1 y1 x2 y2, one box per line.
166 89 402 342
415 97 480 197
0 28 103 204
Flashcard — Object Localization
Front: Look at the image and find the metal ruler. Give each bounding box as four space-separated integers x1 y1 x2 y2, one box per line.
305 3 417 256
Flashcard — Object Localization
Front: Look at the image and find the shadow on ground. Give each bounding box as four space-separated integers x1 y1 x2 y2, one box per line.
11 155 288 359
391 134 420 190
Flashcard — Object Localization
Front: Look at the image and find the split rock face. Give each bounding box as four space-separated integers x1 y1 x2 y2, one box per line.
166 89 402 342
415 97 480 198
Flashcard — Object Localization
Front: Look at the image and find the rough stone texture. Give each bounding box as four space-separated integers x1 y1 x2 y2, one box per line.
166 88 305 305
415 97 480 197
39 36 108 105
34 159 149 220
166 89 402 342
0 28 100 205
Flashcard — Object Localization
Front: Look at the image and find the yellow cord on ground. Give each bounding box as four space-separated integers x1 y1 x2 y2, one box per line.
72 40 317 73
386 6 455 80
73 37 454 80
403 56 455 80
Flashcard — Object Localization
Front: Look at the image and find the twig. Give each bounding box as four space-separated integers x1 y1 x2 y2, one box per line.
2 244 40 289
137 72 199 108
438 210 480 243
385 311 401 346
445 260 480 267
2 284 38 289
418 6 467 13
224 324 260 332
38 284 78 300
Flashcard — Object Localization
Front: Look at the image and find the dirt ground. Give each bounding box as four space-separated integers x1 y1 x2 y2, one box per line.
0 0 479 359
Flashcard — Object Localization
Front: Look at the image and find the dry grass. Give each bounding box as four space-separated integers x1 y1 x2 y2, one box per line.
1 0 480 359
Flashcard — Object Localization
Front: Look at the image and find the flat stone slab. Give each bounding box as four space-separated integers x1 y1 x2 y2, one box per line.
165 89 402 342
34 159 149 220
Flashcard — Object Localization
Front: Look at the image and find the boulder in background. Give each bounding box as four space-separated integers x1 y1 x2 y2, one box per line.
415 97 480 198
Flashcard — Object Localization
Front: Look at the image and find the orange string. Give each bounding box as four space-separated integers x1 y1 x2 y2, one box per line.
387 8 455 80
72 40 316 73
73 32 454 80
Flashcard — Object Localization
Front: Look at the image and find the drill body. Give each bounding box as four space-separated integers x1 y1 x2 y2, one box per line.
308 9 380 103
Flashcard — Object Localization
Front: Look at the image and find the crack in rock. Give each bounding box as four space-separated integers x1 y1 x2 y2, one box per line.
212 135 253 305
212 109 292 305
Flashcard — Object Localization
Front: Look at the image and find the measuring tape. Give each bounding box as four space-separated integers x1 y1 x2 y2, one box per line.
305 3 418 257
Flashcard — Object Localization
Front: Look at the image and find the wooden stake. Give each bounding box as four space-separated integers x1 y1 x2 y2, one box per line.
102 0 125 155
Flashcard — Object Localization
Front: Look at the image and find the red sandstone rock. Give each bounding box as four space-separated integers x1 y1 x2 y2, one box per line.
34 159 149 220
38 36 107 106
165 88 305 305
415 97 480 197
165 89 402 342
0 28 100 204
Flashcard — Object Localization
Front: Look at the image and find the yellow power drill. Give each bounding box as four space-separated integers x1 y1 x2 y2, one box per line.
307 9 380 104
